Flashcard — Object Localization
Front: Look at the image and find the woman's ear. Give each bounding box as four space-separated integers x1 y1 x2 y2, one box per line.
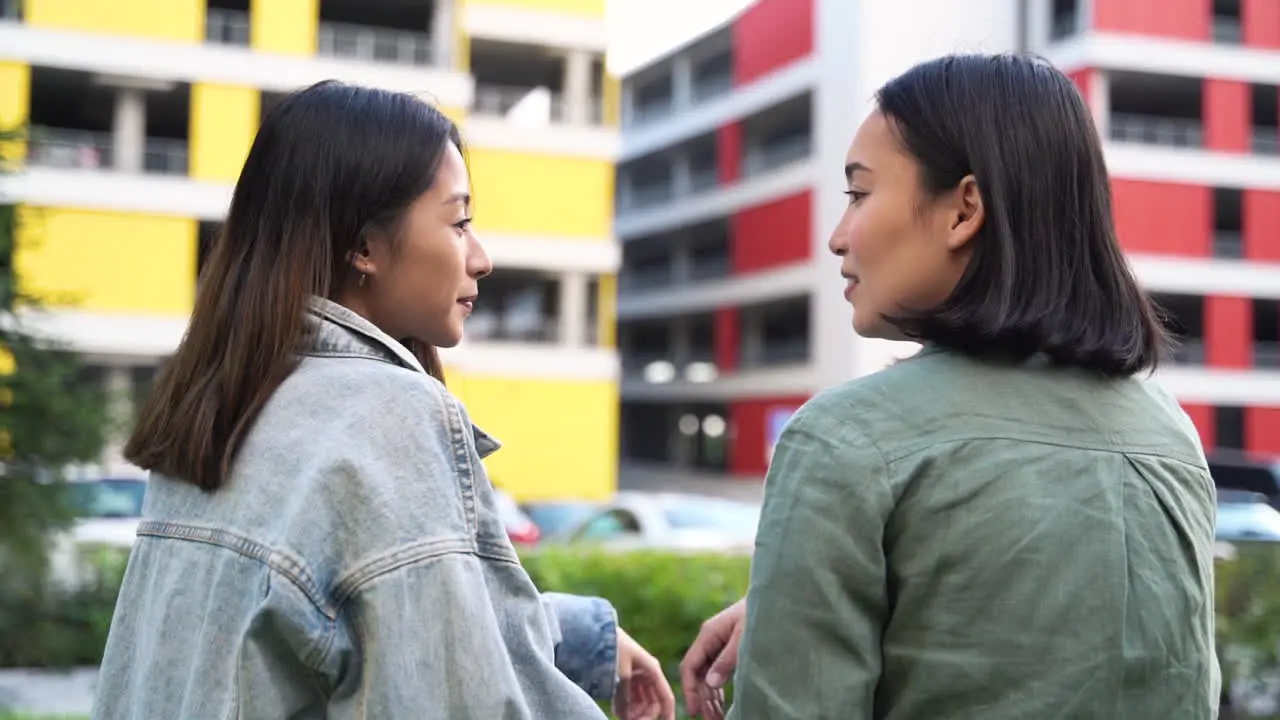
946 174 984 251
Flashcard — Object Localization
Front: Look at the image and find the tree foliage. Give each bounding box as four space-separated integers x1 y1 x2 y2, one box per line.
0 123 108 582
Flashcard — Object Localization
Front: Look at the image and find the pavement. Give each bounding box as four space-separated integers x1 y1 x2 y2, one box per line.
0 666 96 716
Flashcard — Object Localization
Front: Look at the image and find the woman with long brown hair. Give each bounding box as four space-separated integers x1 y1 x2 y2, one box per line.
92 80 674 720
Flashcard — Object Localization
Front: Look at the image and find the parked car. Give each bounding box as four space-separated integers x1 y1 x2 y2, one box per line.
520 499 601 540
556 491 761 553
1216 489 1280 543
495 489 541 546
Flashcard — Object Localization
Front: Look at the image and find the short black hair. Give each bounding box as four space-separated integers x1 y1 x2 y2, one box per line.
876 53 1167 377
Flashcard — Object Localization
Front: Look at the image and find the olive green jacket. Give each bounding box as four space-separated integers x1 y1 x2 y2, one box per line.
730 345 1219 719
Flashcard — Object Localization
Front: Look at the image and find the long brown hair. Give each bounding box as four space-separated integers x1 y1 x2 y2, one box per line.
126 81 459 490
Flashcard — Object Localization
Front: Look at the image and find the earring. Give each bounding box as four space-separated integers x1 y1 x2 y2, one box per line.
358 272 367 288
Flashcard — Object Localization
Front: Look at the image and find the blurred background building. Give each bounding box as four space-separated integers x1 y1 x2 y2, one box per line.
613 0 1280 488
0 0 622 500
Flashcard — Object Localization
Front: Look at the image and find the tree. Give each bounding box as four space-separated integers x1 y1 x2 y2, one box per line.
0 123 108 586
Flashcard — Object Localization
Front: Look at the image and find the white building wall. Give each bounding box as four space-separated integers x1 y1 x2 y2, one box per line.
809 0 1022 391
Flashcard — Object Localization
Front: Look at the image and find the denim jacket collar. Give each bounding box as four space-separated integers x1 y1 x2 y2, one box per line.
304 296 502 458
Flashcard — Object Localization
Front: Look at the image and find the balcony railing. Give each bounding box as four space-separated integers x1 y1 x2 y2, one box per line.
1253 127 1279 156
317 20 434 67
466 312 559 343
688 165 719 193
1256 342 1280 369
1169 338 1206 365
628 181 675 210
206 8 249 46
1110 114 1203 148
1213 16 1243 44
27 126 188 175
743 133 812 176
28 127 113 170
631 97 674 126
473 84 567 123
1213 231 1244 259
688 255 730 280
692 71 732 103
144 138 189 175
620 265 673 292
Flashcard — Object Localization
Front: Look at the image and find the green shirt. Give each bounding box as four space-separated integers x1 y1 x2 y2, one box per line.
730 345 1220 719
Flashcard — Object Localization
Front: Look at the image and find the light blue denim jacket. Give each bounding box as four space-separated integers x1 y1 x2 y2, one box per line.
93 298 615 719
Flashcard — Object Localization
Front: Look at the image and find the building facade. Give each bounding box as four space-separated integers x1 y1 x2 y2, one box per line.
613 0 1280 487
0 0 622 500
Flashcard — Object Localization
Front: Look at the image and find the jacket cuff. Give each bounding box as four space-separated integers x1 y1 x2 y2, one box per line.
542 592 618 701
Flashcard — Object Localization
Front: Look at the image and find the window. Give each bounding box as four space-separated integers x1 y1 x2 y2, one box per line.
1255 299 1280 368
1216 405 1245 451
1152 293 1205 364
469 270 559 342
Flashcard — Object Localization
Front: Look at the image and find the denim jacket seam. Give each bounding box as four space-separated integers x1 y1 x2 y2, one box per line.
330 536 479 607
136 520 335 618
438 391 480 542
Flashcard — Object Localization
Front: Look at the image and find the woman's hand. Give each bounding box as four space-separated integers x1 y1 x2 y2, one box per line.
678 598 746 719
613 626 676 720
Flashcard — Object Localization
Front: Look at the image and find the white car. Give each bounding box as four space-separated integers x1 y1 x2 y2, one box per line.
561 491 761 553
47 475 147 587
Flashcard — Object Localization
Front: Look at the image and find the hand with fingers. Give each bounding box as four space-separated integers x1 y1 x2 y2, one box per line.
613 625 677 720
678 598 746 719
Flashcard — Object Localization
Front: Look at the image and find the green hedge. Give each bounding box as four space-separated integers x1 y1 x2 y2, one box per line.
12 542 1280 714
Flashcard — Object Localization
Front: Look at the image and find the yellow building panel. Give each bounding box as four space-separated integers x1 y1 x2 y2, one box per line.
595 274 616 348
467 149 613 239
466 0 606 17
190 84 260 182
25 0 203 43
448 374 616 501
454 7 470 72
602 73 620 127
16 208 196 315
250 0 318 55
0 62 30 167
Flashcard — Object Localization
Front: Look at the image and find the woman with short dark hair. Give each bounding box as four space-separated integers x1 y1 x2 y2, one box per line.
93 81 674 720
681 53 1219 719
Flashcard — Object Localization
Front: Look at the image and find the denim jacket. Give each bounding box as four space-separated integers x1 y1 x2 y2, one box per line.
93 298 615 719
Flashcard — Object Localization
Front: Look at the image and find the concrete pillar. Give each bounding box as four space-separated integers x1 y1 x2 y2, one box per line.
559 271 589 346
564 50 594 125
1025 0 1052 51
670 317 690 367
671 240 693 283
621 84 635 127
672 151 692 197
1091 69 1110 140
672 55 693 108
112 87 146 173
431 0 455 68
101 365 134 472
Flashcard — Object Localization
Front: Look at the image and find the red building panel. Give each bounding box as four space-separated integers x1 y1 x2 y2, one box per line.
1067 69 1091 99
714 308 740 371
1203 79 1251 153
731 0 813 85
1181 403 1216 451
728 396 810 476
1093 0 1210 40
717 122 742 184
1246 407 1280 456
1110 180 1212 256
1243 0 1280 48
730 191 812 273
1205 296 1254 368
1244 190 1280 261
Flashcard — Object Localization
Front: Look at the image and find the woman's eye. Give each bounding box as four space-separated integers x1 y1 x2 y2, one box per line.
453 217 472 232
843 190 868 205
